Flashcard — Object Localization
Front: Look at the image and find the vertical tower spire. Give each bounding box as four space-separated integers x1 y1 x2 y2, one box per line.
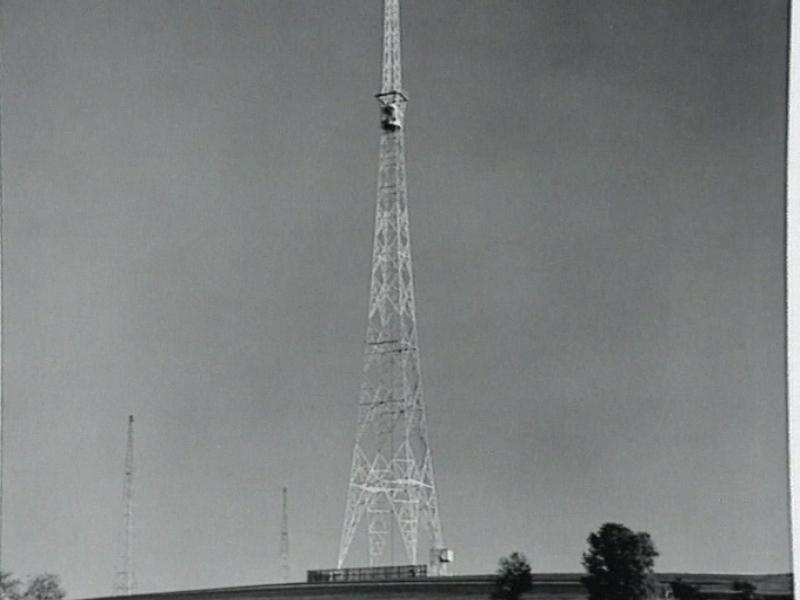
381 0 402 94
337 0 447 572
280 487 289 583
115 415 135 596
0 3 6 577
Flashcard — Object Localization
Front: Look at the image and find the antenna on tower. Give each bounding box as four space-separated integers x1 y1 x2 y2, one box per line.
280 487 289 583
114 415 135 596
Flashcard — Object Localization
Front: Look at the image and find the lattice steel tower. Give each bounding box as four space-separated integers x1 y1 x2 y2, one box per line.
114 415 135 596
337 0 447 572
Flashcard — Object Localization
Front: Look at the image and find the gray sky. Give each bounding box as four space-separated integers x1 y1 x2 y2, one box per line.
0 0 790 597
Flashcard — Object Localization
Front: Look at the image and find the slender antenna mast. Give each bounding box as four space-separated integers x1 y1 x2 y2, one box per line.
114 415 135 595
0 1 6 577
280 487 289 583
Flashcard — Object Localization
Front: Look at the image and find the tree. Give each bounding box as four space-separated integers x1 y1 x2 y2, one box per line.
492 552 532 600
0 574 64 600
669 578 700 600
581 522 659 600
0 573 21 600
22 575 65 600
732 580 758 600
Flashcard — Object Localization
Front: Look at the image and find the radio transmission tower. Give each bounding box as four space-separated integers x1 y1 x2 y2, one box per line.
114 415 135 595
280 487 289 583
337 0 447 572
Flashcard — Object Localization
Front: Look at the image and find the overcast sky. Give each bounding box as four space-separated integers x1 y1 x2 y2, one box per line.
0 0 790 598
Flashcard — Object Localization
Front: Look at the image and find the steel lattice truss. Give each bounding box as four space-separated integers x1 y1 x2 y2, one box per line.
337 0 444 571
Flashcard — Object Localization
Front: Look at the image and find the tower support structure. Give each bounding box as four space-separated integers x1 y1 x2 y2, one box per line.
115 415 135 596
337 0 448 573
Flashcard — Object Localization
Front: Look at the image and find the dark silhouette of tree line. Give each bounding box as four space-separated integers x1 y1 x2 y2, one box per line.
492 522 764 600
0 572 65 600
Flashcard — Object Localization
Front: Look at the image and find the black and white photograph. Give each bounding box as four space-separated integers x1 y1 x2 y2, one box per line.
0 2 793 600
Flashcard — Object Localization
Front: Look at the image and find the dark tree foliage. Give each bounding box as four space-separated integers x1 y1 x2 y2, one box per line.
0 573 21 600
670 578 701 600
492 552 533 600
0 573 65 600
22 575 65 600
732 580 758 600
581 522 659 600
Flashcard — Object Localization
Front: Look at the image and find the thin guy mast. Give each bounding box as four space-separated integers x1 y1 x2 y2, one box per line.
280 487 289 583
115 415 135 595
0 4 6 575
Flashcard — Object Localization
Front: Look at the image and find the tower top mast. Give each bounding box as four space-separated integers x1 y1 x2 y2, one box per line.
377 0 407 134
381 0 403 95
